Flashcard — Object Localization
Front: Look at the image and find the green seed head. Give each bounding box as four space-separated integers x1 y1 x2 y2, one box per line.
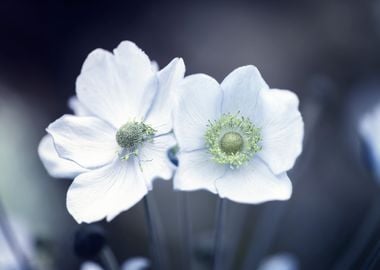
205 113 262 168
116 122 156 159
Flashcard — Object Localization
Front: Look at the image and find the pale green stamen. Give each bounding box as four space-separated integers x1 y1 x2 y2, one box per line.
116 121 156 160
205 113 262 168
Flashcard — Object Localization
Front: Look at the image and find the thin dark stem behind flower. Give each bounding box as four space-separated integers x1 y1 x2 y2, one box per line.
360 235 380 270
241 202 287 270
99 246 120 270
0 197 33 270
333 196 380 270
213 198 226 270
240 85 328 269
143 196 162 270
178 192 193 270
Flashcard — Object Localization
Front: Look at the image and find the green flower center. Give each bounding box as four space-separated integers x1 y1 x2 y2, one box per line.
205 113 262 168
116 121 156 160
220 132 244 154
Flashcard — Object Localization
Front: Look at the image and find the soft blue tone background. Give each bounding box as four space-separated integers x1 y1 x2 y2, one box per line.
0 0 380 269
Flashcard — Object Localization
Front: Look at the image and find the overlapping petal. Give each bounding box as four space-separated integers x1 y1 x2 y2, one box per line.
145 58 185 135
38 135 87 178
138 134 177 189
255 89 304 174
67 96 92 116
39 97 92 179
76 41 157 128
174 150 226 193
113 41 158 120
173 74 223 152
221 65 269 116
47 115 118 169
215 158 292 204
67 158 148 223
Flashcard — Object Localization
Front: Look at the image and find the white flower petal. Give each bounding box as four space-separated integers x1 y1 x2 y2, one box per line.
47 115 118 169
113 41 152 75
67 158 148 223
151 61 159 72
81 262 103 270
221 65 269 116
76 42 157 128
256 89 304 174
67 96 92 116
80 47 110 73
173 74 223 151
139 134 177 189
145 58 185 135
174 150 225 193
113 41 157 120
76 49 127 127
122 257 150 270
38 134 87 178
359 105 380 178
258 253 299 270
216 158 292 204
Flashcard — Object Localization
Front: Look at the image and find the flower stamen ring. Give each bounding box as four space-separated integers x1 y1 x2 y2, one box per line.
205 113 262 168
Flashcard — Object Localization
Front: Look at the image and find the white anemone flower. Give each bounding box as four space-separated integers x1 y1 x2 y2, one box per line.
359 104 380 179
38 60 163 179
173 66 303 203
42 41 185 223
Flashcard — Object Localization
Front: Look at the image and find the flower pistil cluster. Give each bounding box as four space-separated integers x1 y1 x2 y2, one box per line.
205 113 262 168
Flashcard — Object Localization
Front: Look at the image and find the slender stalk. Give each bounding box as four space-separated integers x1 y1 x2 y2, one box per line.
361 236 380 270
143 196 162 270
99 246 119 270
213 198 226 270
0 197 33 270
240 86 327 269
178 192 192 270
241 203 287 270
333 196 380 270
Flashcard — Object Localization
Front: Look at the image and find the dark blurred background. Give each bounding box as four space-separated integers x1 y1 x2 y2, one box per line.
1 0 380 269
